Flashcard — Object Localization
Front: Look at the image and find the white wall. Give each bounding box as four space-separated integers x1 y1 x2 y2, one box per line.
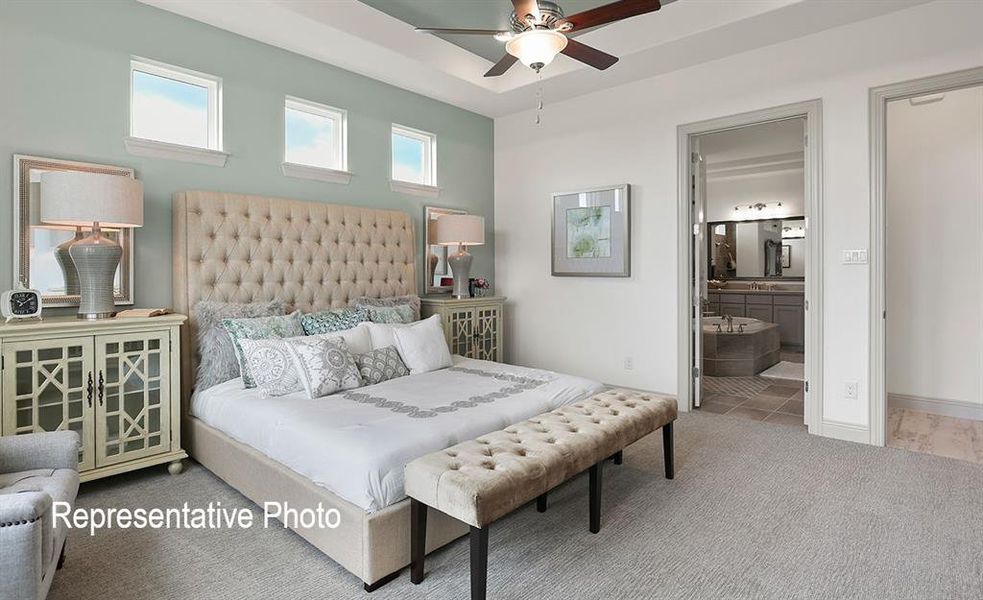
706 170 805 223
495 0 983 434
886 85 983 405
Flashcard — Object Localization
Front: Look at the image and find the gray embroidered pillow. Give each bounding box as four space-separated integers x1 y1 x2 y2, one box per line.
222 312 305 388
301 307 368 335
355 346 410 385
238 337 303 397
350 295 421 321
193 300 285 391
285 336 363 399
365 305 415 324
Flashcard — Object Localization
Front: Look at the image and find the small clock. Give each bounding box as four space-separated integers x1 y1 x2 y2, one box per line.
2 289 43 323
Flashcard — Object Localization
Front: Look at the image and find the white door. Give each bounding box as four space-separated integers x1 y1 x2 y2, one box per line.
691 143 708 408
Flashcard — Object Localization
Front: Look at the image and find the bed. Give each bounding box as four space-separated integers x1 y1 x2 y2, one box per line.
172 190 603 590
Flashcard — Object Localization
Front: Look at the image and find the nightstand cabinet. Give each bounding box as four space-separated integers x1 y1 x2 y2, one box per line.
0 315 187 481
421 296 506 363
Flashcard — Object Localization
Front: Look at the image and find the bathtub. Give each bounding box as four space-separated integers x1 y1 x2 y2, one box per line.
702 316 780 377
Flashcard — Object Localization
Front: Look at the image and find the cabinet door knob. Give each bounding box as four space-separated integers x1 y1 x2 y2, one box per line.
86 372 93 408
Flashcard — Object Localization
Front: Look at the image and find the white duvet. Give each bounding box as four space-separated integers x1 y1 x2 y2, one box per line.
191 357 604 512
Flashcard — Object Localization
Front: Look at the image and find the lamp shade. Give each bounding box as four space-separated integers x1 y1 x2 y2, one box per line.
41 171 144 228
434 214 485 246
505 30 568 70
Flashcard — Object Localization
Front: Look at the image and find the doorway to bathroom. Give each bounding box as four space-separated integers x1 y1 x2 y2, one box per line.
677 101 823 433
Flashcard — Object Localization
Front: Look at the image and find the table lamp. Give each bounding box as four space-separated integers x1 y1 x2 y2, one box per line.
434 214 485 299
40 171 143 319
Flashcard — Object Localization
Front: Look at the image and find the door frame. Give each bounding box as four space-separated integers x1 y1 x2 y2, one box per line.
868 66 983 446
676 99 824 433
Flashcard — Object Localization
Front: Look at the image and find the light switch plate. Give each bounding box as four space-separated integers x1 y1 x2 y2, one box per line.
841 249 869 265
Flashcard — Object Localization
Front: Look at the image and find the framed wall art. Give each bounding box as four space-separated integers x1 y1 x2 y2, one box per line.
551 184 630 277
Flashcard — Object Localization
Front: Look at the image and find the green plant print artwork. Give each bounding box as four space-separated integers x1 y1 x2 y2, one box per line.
566 206 612 258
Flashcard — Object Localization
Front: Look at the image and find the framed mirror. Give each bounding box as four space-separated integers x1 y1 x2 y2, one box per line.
424 206 465 294
13 155 135 307
707 217 805 280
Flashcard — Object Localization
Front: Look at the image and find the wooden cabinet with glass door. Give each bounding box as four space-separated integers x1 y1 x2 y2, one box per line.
421 296 505 363
0 315 186 482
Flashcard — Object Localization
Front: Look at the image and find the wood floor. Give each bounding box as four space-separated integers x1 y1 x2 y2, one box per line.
887 408 983 465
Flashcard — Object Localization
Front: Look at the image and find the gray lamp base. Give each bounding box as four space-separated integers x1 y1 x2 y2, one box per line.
68 225 121 320
447 247 473 299
55 227 84 297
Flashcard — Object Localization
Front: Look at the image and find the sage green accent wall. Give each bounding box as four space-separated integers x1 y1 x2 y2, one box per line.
0 0 494 313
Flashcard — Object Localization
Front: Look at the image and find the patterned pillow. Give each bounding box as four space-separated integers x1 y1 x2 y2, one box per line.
238 337 303 397
365 305 415 324
222 312 305 388
301 307 368 335
285 336 363 399
355 346 410 385
350 295 421 321
193 300 285 391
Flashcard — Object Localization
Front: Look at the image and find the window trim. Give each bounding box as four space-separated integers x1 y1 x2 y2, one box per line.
281 96 350 183
391 123 437 189
128 57 223 152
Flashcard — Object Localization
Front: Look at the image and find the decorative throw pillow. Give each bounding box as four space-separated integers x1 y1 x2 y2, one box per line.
365 305 415 324
238 337 304 398
222 312 305 388
350 295 421 321
392 315 453 375
285 336 363 399
193 300 285 391
355 346 410 385
322 322 373 355
301 307 368 335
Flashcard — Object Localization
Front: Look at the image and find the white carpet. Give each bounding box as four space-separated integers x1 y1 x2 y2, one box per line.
760 361 804 381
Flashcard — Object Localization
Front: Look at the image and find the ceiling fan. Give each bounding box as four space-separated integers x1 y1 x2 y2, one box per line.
415 0 662 77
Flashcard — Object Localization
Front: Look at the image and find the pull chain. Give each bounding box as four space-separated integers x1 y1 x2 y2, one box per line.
534 73 544 126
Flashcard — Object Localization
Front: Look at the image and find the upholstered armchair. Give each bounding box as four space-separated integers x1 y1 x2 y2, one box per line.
0 431 80 600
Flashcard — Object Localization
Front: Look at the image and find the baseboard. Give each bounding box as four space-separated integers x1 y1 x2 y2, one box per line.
820 419 870 444
888 393 983 422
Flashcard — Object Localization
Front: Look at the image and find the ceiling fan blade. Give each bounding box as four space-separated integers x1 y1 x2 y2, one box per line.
484 53 518 77
512 0 542 25
559 0 661 32
415 27 510 36
560 39 619 70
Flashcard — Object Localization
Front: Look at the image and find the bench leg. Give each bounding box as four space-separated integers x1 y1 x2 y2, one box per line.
57 541 66 570
536 492 548 513
364 570 400 593
470 526 489 600
589 461 603 534
663 421 674 480
611 450 624 465
410 499 427 585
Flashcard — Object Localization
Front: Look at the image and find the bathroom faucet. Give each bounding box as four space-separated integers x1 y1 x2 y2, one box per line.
724 314 734 333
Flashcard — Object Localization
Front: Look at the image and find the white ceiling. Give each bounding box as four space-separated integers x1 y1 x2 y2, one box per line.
139 0 932 118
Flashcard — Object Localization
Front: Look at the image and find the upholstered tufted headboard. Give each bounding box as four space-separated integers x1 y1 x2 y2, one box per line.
172 190 416 405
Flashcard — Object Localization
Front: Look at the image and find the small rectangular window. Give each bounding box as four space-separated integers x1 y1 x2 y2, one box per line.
392 124 436 186
130 58 221 150
285 97 347 172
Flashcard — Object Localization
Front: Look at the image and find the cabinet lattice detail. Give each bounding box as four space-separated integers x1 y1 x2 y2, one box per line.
421 297 505 364
0 315 187 482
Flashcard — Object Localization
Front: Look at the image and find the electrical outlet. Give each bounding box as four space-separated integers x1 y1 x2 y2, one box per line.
844 381 858 399
623 357 634 371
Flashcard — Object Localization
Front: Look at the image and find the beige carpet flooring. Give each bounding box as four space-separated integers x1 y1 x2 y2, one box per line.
49 412 983 600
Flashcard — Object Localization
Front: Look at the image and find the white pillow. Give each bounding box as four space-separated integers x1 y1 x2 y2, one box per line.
364 321 412 350
324 322 372 355
392 315 452 375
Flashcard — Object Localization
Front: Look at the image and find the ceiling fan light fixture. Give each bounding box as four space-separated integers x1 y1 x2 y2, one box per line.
505 29 567 72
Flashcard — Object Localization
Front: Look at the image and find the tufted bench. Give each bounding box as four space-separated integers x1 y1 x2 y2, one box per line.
404 389 677 600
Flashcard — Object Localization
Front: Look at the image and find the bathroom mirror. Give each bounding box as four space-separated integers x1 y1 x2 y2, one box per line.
707 217 805 280
13 155 135 307
424 206 466 294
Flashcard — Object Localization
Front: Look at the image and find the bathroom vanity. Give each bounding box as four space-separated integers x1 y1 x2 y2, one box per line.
706 287 804 350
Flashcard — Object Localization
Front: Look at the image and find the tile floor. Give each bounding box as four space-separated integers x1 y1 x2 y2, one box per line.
701 376 805 428
887 407 983 465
